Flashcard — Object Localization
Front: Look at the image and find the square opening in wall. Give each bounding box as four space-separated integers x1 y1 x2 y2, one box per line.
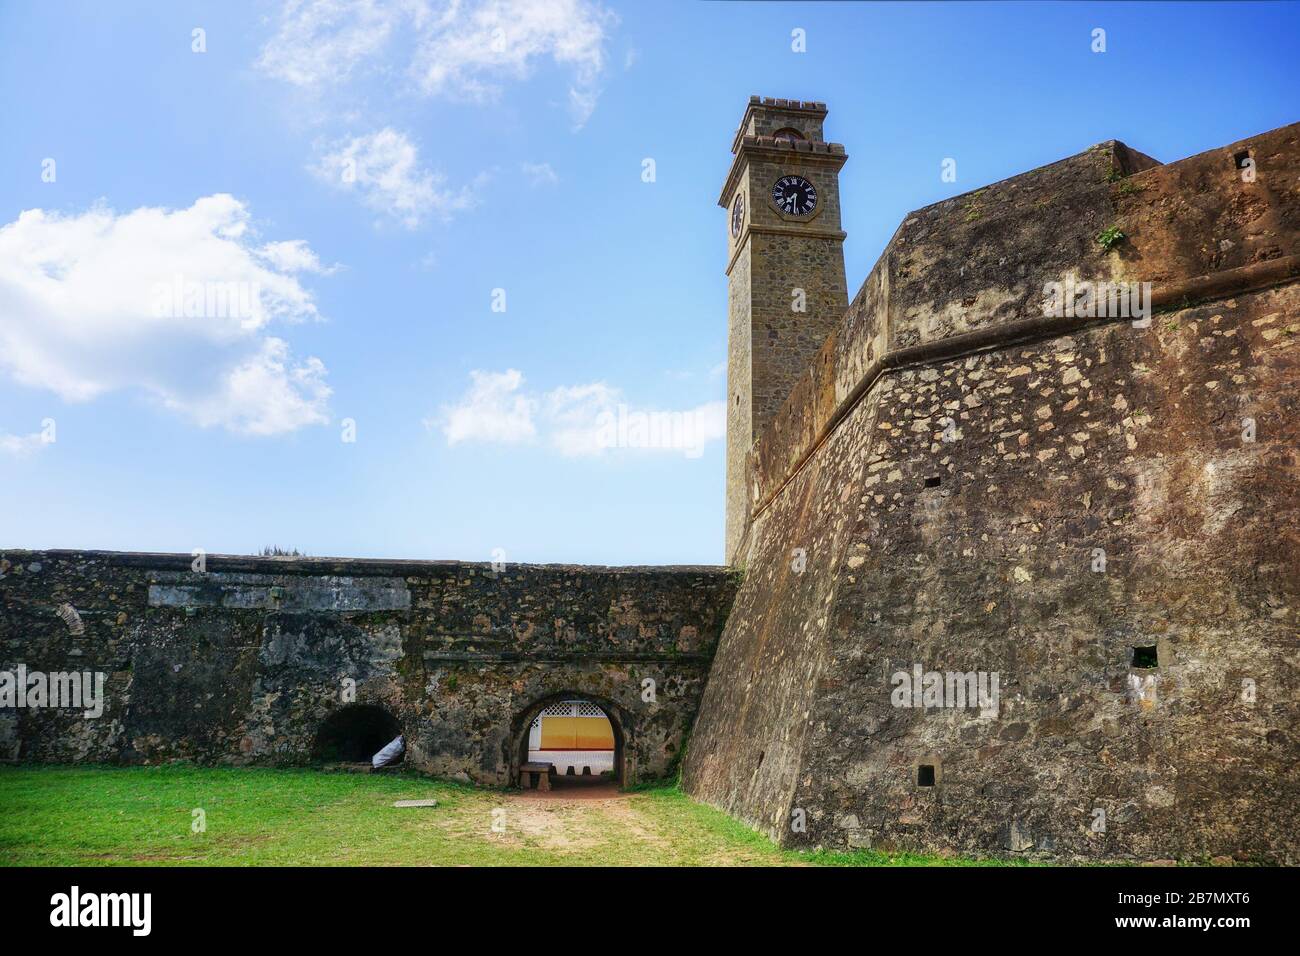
1132 645 1158 668
1234 149 1251 169
917 764 936 787
924 476 941 489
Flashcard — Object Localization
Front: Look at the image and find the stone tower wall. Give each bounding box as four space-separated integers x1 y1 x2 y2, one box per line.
723 98 850 561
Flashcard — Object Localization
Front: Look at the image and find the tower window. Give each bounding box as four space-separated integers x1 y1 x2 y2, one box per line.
1233 149 1251 169
773 127 804 143
917 764 936 787
1132 645 1158 668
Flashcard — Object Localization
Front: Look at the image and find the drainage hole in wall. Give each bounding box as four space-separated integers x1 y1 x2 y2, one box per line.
1132 645 1159 668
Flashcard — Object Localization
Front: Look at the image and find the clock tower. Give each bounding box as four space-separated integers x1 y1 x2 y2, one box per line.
720 96 849 563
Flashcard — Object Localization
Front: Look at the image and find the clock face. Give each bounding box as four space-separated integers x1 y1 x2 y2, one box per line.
772 175 818 216
731 193 745 237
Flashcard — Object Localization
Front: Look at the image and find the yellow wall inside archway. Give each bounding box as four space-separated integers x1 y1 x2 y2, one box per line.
538 715 614 751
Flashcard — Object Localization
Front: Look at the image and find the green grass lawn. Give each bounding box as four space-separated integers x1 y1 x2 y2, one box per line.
0 765 1029 866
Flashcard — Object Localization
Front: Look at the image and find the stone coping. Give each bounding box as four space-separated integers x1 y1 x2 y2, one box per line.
0 549 731 578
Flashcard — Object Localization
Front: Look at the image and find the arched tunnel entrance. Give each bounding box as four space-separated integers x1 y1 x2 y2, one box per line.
313 704 402 764
513 693 626 792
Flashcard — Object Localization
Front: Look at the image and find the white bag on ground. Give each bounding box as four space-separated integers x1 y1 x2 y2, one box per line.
371 735 404 768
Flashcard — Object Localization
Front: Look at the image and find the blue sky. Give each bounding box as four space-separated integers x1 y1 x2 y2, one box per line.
1 1 1297 566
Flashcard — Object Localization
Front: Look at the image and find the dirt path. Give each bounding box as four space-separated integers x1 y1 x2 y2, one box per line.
494 786 672 857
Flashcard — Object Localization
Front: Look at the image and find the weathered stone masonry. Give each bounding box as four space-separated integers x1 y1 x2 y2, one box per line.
0 551 737 786
686 104 1300 862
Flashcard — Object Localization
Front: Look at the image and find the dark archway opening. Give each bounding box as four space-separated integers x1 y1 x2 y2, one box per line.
313 704 401 764
512 692 627 793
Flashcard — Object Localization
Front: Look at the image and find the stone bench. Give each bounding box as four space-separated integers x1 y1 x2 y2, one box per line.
519 762 554 791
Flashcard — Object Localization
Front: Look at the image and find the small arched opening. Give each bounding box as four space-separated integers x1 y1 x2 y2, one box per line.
512 692 627 792
312 704 401 765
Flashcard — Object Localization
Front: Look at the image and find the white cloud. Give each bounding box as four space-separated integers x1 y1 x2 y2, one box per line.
0 196 332 435
435 369 725 458
435 368 537 445
177 339 331 437
256 0 413 88
520 161 558 187
257 239 336 274
258 0 617 129
412 0 611 109
544 381 619 455
0 430 46 457
312 128 479 228
566 86 600 129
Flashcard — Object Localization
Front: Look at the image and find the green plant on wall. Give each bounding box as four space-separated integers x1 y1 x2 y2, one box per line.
963 188 986 222
1096 226 1125 251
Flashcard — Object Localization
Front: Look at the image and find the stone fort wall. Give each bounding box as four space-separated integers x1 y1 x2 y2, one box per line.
0 550 737 786
683 122 1300 862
